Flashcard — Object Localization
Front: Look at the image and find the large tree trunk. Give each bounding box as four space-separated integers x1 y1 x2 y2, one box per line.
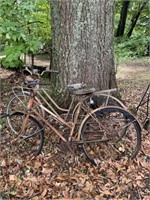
51 0 117 91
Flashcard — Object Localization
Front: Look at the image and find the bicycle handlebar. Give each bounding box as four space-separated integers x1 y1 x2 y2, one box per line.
39 82 51 85
40 69 59 75
23 66 59 76
25 81 50 87
24 76 50 87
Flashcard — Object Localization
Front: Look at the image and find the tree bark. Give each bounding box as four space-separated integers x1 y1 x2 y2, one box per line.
50 0 117 91
116 0 130 37
127 1 148 38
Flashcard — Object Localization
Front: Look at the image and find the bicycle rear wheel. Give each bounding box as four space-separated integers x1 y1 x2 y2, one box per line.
6 92 44 134
8 112 44 157
79 106 142 165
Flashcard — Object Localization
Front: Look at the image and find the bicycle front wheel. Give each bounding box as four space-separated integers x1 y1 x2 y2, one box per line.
8 112 44 157
6 92 44 134
79 106 142 165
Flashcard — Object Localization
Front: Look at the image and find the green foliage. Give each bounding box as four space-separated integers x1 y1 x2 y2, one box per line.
0 0 51 68
115 0 149 60
36 0 51 42
115 33 149 59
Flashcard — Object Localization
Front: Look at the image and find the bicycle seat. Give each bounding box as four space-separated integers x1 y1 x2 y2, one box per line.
73 87 96 95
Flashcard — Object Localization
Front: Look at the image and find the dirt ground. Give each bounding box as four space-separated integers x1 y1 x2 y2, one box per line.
117 58 149 105
0 58 150 199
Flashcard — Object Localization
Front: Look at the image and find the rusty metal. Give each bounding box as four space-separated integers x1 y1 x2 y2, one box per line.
16 81 121 157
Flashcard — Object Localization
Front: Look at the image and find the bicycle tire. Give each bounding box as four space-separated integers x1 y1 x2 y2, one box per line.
79 106 141 165
6 92 44 134
8 112 44 157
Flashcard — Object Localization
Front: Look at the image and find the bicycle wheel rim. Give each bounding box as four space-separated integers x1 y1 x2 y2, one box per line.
80 106 141 165
8 112 44 157
6 92 44 134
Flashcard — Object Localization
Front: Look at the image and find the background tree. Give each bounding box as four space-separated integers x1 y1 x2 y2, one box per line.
127 0 149 38
50 0 117 91
116 0 130 37
115 0 149 59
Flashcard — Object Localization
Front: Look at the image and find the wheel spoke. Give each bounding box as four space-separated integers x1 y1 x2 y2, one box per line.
80 106 141 164
8 112 44 157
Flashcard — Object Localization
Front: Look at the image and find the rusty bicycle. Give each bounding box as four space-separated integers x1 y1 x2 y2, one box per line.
7 75 142 165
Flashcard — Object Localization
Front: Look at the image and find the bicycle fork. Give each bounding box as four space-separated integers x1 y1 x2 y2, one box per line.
11 96 34 143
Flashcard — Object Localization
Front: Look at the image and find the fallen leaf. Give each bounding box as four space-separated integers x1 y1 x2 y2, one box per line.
41 188 47 198
9 175 17 181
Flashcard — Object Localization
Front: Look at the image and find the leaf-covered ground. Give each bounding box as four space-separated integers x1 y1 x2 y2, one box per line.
0 59 150 199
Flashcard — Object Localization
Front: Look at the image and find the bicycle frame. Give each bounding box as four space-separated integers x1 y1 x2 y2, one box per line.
7 74 143 163
19 85 93 147
11 83 127 153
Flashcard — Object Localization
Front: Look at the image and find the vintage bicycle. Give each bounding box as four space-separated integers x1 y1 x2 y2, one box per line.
7 75 142 165
6 69 126 134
